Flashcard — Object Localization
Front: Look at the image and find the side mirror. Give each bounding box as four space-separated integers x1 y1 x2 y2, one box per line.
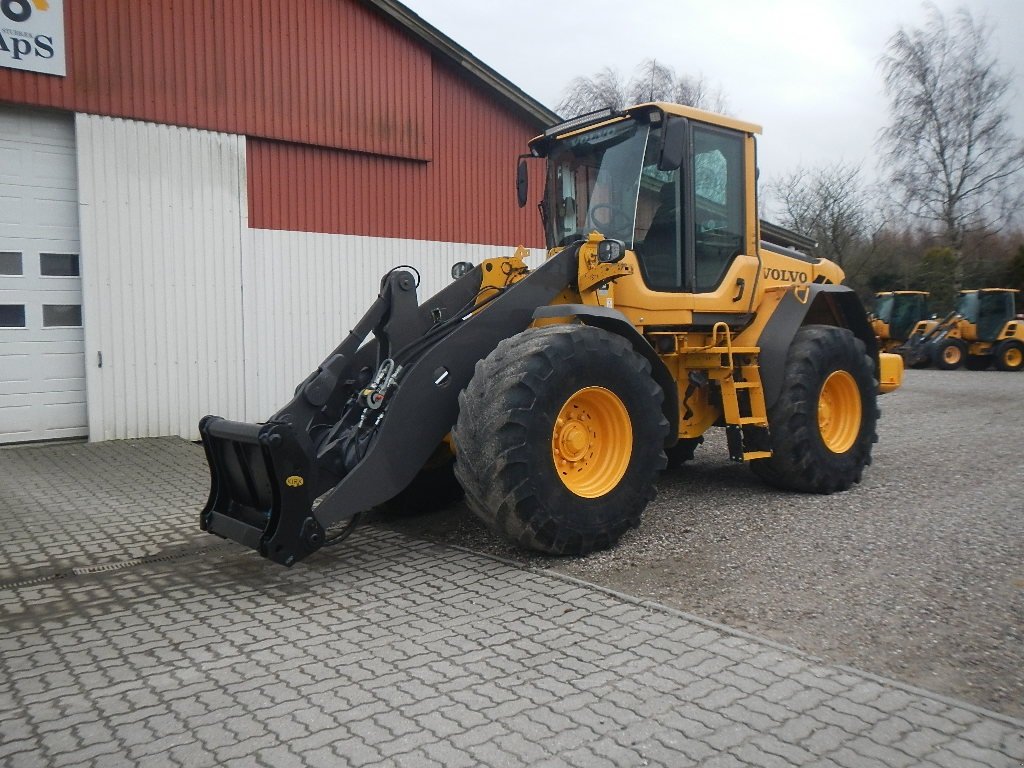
597 239 626 264
657 117 686 172
516 157 529 208
451 261 473 280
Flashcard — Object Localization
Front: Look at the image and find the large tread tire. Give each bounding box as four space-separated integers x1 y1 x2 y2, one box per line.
993 339 1024 372
751 325 878 494
933 338 967 370
453 325 668 555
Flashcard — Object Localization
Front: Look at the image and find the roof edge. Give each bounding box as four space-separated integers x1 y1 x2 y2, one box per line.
363 0 561 128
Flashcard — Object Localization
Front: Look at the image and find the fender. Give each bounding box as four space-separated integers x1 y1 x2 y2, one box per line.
757 285 880 408
531 303 680 446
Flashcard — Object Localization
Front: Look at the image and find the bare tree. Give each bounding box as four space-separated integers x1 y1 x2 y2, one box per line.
768 162 881 279
673 73 728 115
879 5 1024 277
626 59 676 104
558 59 727 117
558 67 627 116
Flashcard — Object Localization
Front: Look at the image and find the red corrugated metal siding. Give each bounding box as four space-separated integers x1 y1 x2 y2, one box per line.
0 0 432 160
248 58 546 248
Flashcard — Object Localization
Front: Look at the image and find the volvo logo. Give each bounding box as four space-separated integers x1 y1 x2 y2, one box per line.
763 267 809 283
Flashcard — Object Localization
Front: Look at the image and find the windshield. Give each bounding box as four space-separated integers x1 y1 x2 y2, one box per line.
874 295 894 323
955 292 979 323
891 295 926 339
542 120 651 248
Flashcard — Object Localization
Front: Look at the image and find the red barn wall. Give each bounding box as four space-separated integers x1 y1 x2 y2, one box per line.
247 58 546 246
0 0 547 247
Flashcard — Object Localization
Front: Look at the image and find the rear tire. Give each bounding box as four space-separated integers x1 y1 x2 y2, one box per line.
933 338 966 370
751 325 878 494
453 325 668 555
993 339 1024 372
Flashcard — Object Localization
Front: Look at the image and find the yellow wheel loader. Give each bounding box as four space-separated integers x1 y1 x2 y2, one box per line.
869 291 929 353
898 288 1022 371
199 103 904 567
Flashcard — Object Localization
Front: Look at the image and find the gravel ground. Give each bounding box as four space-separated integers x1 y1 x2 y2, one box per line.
372 368 1024 718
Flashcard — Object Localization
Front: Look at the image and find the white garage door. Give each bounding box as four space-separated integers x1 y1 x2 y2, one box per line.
0 107 85 443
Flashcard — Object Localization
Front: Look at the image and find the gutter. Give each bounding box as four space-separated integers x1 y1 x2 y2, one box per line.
363 0 562 128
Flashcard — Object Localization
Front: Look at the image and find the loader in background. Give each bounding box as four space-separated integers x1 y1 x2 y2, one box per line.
869 291 930 353
199 102 904 567
898 288 1022 371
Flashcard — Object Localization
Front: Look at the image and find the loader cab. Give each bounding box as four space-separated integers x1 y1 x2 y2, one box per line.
872 291 929 342
956 289 1017 341
533 105 758 298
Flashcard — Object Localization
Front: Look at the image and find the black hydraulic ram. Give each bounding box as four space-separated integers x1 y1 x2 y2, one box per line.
200 249 577 566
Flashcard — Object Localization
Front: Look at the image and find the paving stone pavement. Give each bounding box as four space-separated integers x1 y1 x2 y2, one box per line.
1 438 1023 767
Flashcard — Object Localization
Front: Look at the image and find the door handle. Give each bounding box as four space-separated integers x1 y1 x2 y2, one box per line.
732 278 746 302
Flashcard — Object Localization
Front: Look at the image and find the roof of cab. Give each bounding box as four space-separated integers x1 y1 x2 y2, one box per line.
638 101 762 134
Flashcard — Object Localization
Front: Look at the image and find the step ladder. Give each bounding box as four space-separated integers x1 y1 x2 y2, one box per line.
705 323 772 462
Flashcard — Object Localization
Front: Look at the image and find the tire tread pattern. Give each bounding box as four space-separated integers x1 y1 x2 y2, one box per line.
454 325 667 555
751 325 879 494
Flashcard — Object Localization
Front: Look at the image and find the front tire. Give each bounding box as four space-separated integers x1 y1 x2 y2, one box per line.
933 338 966 370
453 325 668 555
751 325 878 494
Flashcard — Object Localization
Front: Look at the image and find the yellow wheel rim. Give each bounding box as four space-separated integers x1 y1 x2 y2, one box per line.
551 386 632 498
1004 347 1023 368
943 345 962 365
818 371 862 454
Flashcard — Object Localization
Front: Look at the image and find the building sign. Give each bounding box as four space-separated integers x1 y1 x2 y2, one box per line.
0 0 65 76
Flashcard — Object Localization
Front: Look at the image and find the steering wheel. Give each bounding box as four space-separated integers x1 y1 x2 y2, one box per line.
588 204 631 232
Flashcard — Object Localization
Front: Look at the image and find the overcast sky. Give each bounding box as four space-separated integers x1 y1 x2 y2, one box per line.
401 0 1024 198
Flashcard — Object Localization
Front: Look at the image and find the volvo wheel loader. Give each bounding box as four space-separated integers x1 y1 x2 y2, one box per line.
898 288 1022 371
199 102 904 567
869 291 929 353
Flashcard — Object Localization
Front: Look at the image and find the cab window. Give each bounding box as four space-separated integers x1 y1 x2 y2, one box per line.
692 126 745 292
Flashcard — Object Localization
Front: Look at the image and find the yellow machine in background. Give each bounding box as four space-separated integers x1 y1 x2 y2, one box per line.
869 291 930 352
199 102 905 567
900 288 1022 371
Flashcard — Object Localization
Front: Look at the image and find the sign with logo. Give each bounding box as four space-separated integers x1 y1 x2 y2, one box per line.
0 0 65 76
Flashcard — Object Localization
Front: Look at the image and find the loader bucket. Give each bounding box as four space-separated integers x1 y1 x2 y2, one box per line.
897 336 930 368
199 415 327 566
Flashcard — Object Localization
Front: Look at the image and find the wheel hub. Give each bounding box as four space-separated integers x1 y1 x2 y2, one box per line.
818 370 862 454
551 386 632 498
556 420 591 462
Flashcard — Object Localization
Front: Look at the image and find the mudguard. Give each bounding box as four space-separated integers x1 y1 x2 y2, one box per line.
531 303 679 445
757 285 880 408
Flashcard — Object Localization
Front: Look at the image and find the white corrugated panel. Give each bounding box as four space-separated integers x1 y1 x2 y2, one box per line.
243 229 544 420
76 115 247 441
